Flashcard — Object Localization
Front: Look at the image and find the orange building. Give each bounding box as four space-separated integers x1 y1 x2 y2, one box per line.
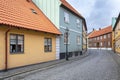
0 0 61 71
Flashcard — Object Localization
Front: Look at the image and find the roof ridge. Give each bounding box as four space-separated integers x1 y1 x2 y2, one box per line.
88 25 112 38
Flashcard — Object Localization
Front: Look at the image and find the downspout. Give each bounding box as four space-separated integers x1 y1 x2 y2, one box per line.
5 27 11 71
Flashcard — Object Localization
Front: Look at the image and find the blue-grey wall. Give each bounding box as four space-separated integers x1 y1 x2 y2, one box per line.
60 7 83 53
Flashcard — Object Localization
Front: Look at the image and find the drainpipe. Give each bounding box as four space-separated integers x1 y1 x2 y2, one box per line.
5 27 11 71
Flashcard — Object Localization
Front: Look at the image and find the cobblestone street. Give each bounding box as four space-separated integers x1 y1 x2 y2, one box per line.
7 50 120 80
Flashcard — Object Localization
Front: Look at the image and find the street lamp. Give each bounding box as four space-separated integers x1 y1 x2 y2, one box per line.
65 27 69 61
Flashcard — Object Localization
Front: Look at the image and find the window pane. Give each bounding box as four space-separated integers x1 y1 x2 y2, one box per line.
77 36 80 44
18 40 23 44
10 35 17 39
44 39 47 45
64 12 69 23
18 35 23 40
10 34 17 53
10 44 16 53
10 40 16 44
48 39 51 45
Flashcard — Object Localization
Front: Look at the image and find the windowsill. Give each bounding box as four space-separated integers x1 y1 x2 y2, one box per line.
45 51 52 53
64 21 69 24
64 43 70 45
10 52 24 54
77 44 81 45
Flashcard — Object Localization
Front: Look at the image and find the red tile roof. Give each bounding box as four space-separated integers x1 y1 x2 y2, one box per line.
60 0 87 31
0 0 61 35
89 26 112 38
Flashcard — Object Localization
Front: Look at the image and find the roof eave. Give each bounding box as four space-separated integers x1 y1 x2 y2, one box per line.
60 4 84 19
60 4 87 31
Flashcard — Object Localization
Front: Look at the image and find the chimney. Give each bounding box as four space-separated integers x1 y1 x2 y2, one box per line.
99 28 101 30
93 28 94 31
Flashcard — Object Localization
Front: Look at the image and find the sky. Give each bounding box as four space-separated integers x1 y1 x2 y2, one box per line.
67 0 120 32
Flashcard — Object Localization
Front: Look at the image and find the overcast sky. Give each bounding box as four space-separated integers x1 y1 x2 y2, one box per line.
67 0 120 32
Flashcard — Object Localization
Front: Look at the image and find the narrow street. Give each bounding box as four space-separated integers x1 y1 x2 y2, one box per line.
10 50 120 80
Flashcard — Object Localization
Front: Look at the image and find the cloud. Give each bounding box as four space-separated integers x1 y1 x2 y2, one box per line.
67 0 120 32
67 0 96 17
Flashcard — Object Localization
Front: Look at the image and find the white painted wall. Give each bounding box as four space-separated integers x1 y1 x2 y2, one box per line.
56 37 60 59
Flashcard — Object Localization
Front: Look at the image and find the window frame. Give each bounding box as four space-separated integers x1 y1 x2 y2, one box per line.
44 38 52 52
100 36 102 40
76 36 81 45
108 34 110 38
10 34 24 54
108 41 110 46
104 35 106 39
64 33 70 44
76 19 81 27
64 11 69 23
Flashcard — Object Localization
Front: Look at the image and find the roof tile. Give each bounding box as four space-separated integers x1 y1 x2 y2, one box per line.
0 0 61 35
89 26 112 38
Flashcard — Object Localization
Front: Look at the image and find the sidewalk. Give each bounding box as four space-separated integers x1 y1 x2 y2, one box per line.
0 51 89 79
109 51 120 67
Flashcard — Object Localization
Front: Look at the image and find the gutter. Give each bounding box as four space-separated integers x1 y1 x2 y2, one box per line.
5 27 11 71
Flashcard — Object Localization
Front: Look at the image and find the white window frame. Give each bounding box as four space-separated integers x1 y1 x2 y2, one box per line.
108 41 110 46
76 19 80 27
64 12 69 23
104 35 106 39
100 42 102 46
77 36 81 45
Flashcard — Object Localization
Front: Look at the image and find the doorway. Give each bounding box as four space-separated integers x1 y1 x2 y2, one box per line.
97 42 99 48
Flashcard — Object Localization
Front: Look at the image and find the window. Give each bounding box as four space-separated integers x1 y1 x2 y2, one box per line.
89 39 90 41
100 36 102 39
100 42 102 46
64 12 69 23
108 34 110 38
77 36 80 45
108 41 110 46
104 42 107 47
10 34 24 53
94 43 96 47
64 33 70 44
76 19 80 27
44 38 52 52
104 35 106 39
30 8 37 14
97 37 99 40
94 38 96 40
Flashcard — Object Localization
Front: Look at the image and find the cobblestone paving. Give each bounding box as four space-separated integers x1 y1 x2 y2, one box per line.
7 50 120 80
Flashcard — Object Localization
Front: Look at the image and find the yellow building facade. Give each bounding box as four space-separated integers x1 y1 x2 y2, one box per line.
82 22 87 51
113 13 120 53
0 26 57 70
